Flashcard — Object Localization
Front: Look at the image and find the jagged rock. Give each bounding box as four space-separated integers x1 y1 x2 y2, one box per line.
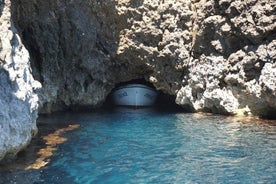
10 0 275 117
176 0 276 117
11 0 194 113
0 0 40 161
0 0 275 161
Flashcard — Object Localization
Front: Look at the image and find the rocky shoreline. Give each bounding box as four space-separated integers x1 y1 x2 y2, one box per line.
0 0 275 161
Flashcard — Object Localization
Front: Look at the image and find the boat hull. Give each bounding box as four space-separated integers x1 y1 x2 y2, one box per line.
112 84 157 107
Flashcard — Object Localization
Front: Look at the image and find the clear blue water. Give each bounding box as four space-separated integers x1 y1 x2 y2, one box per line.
1 108 276 184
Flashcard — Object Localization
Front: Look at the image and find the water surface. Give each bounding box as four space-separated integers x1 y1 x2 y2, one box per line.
0 108 275 183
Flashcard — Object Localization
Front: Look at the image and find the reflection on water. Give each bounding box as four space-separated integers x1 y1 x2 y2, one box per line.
0 108 275 184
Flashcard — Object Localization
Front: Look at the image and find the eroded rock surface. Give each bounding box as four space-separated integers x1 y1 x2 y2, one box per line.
11 0 194 113
0 0 40 161
176 0 276 117
0 0 275 161
10 0 276 116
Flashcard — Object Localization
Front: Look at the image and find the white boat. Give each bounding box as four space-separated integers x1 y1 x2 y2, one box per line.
112 84 158 107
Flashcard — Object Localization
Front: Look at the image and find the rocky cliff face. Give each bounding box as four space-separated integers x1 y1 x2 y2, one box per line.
176 0 276 117
0 0 40 161
11 0 275 117
0 0 275 160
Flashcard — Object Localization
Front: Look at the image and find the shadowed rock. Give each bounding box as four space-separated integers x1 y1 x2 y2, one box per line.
0 0 275 161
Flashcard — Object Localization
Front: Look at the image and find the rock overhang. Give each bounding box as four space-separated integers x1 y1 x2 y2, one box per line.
9 0 276 117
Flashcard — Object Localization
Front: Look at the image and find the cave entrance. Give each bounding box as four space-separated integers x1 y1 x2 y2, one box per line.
104 78 183 112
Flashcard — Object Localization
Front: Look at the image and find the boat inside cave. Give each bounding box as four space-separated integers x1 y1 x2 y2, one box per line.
104 78 183 112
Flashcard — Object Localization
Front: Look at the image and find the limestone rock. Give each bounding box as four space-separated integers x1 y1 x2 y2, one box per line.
0 0 40 161
176 0 276 117
10 0 276 118
11 0 193 113
0 0 275 162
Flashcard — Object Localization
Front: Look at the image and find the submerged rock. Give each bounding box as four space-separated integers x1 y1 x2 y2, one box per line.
0 0 275 161
0 0 40 161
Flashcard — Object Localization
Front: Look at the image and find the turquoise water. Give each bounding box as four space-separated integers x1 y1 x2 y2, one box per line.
1 108 276 183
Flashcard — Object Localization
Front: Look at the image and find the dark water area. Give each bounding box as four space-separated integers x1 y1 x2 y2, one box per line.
0 107 276 184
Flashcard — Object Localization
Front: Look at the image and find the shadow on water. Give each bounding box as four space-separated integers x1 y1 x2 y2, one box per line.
2 1 275 183
0 105 276 184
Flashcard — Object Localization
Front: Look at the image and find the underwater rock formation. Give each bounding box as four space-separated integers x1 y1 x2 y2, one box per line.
0 0 275 160
0 0 40 161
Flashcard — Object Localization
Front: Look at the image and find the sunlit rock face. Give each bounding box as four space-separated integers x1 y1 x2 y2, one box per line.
0 0 40 161
0 0 275 162
11 0 193 113
11 0 276 117
175 0 276 117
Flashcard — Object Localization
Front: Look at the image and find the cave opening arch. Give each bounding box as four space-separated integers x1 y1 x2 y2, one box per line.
104 78 183 113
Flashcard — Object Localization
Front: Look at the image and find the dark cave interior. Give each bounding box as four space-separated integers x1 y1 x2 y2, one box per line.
104 78 183 112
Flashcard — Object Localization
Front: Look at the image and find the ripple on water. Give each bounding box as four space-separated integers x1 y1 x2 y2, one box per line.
0 108 275 184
